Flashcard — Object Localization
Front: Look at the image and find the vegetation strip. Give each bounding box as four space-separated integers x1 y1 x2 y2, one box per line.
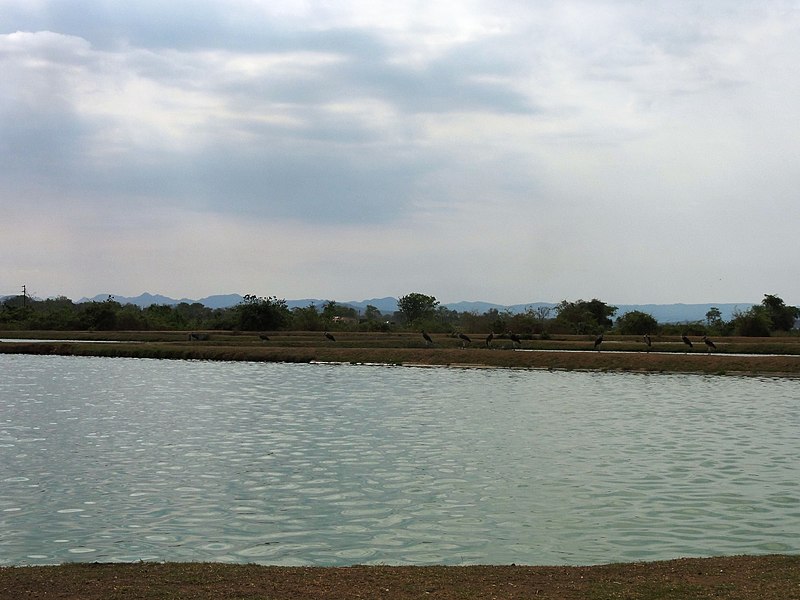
1 338 799 376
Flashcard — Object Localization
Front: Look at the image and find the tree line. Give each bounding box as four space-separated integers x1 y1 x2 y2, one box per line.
1 291 797 337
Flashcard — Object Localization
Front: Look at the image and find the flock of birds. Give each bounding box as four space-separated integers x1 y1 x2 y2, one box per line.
422 329 521 349
593 332 716 352
315 330 719 352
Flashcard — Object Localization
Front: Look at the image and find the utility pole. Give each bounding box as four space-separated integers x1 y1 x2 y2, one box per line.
22 284 26 309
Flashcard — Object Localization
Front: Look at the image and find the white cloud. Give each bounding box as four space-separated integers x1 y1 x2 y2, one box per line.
2 1 800 304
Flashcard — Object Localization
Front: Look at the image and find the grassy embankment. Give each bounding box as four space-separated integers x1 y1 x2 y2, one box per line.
1 330 800 375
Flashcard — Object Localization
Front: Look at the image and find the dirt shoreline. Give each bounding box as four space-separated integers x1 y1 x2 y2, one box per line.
3 556 800 599
2 337 800 376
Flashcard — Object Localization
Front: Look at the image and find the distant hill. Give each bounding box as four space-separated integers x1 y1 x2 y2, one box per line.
616 303 747 324
71 293 752 323
77 292 246 309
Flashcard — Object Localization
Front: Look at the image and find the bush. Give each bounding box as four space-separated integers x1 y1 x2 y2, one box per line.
615 310 658 335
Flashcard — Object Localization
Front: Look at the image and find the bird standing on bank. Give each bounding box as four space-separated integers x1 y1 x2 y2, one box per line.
508 332 522 349
594 334 603 351
324 332 336 342
421 330 433 346
681 335 693 351
643 333 651 351
485 332 494 348
702 336 717 353
457 332 472 348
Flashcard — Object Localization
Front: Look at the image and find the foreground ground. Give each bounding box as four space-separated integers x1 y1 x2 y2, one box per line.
1 330 800 376
2 556 799 599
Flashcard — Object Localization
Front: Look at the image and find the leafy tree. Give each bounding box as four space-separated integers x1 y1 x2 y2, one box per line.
291 304 323 331
470 308 509 334
705 307 722 329
79 297 121 330
144 304 182 329
556 299 617 334
732 306 772 337
235 294 290 331
174 302 213 329
321 301 357 325
364 305 381 322
615 310 658 335
761 294 799 332
397 293 439 325
434 306 460 327
115 304 147 330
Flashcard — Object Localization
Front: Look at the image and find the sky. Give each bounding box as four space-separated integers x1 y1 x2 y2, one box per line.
2 1 799 306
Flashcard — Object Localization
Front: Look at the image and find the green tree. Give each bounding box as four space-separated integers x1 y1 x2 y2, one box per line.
556 299 617 334
397 293 439 325
761 294 799 332
291 304 323 331
79 297 121 330
364 304 381 322
434 306 459 328
144 304 182 329
174 302 213 329
705 307 722 329
321 301 357 325
235 294 290 331
732 306 772 337
615 310 658 335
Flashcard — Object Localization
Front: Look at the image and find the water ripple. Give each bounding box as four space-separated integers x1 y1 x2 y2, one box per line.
1 356 798 566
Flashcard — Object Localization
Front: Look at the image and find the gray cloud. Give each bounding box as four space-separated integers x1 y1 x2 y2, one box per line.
2 1 800 303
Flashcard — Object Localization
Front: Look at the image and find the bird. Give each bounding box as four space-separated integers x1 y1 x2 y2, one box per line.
485 332 494 348
702 336 717 352
324 331 336 342
421 330 433 346
643 333 652 350
681 335 693 350
457 332 472 347
594 333 603 351
508 332 522 349
259 334 270 341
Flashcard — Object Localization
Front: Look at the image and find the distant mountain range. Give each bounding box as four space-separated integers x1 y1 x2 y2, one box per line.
72 292 753 324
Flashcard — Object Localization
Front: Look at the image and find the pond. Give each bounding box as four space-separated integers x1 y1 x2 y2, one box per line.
1 354 798 566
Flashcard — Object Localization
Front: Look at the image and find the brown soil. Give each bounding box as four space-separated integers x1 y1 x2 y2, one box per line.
2 331 800 376
2 555 799 599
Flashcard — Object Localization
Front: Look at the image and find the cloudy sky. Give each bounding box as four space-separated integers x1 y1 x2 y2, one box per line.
2 1 799 305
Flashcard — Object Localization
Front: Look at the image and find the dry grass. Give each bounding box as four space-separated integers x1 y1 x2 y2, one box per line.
1 331 799 376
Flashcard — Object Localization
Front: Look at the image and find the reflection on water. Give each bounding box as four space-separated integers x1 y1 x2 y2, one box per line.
1 354 798 566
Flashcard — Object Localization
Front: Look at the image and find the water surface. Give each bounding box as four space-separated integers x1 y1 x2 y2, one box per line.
1 355 798 566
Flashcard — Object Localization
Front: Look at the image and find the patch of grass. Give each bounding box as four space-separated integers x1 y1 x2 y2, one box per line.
2 332 800 376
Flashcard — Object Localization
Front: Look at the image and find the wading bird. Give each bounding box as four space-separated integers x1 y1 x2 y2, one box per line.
594 333 603 351
702 336 717 353
508 332 522 349
485 332 494 348
324 332 336 342
681 335 693 350
259 334 270 341
421 330 433 346
457 332 472 347
643 333 651 351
